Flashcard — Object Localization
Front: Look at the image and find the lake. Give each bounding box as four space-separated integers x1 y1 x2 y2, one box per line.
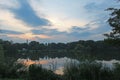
17 57 79 75
17 57 120 75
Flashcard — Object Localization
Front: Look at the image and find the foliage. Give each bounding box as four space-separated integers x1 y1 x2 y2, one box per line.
28 64 62 80
64 61 102 80
64 61 120 80
104 7 120 46
0 40 5 78
0 39 120 60
0 41 4 64
113 63 120 80
1 58 120 80
0 60 27 79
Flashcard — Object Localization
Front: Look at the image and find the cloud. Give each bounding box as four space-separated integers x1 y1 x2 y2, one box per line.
11 0 50 27
34 34 79 43
0 34 24 43
66 19 111 40
31 28 78 43
0 9 32 33
0 29 23 34
31 28 67 36
84 0 119 12
0 0 119 43
84 2 104 13
29 0 89 32
84 0 120 19
0 32 52 43
6 33 51 40
30 18 110 41
0 0 19 9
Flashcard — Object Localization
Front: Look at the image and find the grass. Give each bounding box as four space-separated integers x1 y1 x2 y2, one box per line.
0 79 24 80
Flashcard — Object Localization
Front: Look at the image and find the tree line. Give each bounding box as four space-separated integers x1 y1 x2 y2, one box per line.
0 39 120 60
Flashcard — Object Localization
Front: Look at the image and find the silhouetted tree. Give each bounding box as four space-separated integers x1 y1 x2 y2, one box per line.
104 7 120 46
0 43 4 64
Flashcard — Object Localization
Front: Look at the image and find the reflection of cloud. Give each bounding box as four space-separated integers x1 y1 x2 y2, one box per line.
37 60 49 64
17 57 79 75
55 67 64 75
17 57 120 75
96 60 120 69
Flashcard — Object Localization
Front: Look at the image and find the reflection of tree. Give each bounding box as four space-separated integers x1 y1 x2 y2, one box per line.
49 60 57 71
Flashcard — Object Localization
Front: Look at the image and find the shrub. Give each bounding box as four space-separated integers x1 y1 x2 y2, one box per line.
63 61 115 80
28 64 62 80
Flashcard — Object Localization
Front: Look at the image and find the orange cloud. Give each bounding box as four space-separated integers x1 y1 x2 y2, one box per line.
7 33 51 40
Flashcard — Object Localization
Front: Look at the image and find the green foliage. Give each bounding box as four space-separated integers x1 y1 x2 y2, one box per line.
0 61 27 79
104 7 120 46
64 61 102 80
1 59 120 80
107 8 120 36
113 63 120 80
0 43 4 64
0 42 5 78
1 39 120 60
28 64 61 80
64 61 120 80
99 67 114 80
0 79 24 80
104 38 120 47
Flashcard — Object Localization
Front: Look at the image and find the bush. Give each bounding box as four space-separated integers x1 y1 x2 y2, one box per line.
113 63 120 80
28 64 62 80
63 61 115 80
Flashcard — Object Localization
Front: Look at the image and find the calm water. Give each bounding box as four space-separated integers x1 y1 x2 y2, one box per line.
17 57 79 75
17 57 120 75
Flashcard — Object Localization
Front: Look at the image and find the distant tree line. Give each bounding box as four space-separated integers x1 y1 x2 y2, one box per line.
0 39 120 60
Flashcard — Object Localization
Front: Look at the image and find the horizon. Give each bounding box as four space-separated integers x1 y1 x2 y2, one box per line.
0 39 104 44
0 0 120 43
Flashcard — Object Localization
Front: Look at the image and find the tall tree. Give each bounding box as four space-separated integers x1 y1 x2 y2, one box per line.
0 41 4 64
104 7 120 46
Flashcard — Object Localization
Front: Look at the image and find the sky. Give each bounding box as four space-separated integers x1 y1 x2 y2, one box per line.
0 0 120 43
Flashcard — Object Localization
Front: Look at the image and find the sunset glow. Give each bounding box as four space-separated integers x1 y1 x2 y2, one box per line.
7 33 51 40
0 0 119 42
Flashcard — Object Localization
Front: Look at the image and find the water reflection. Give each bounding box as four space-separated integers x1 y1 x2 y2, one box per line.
17 57 120 75
17 57 78 75
96 59 120 69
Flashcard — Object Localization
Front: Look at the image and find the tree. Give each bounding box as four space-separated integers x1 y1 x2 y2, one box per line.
29 41 39 50
0 40 5 78
104 8 120 46
0 41 4 64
